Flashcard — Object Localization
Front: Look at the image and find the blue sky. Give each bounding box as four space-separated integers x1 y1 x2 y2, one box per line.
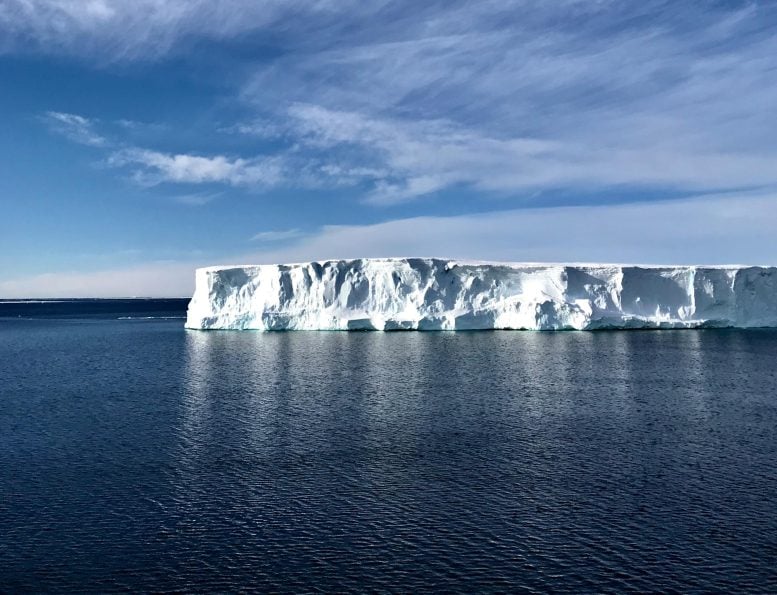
2 0 777 297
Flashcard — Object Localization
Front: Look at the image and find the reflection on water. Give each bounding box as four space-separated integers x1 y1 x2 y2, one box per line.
2 322 777 592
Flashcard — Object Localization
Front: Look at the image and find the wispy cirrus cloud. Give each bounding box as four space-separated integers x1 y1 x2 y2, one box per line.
107 148 284 187
233 97 777 204
38 113 281 193
40 113 286 189
234 1 777 202
0 0 359 61
250 228 304 243
170 192 223 206
42 111 107 147
31 2 777 205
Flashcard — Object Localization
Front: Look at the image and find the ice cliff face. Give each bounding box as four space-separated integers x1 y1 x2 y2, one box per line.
185 259 777 330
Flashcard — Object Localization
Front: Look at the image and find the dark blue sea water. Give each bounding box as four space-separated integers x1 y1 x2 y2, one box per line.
1 300 776 592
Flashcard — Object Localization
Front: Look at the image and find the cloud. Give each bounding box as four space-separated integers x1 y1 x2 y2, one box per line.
235 2 777 201
5 190 774 298
170 192 223 206
27 3 777 204
0 260 197 298
107 148 284 187
250 228 304 242
114 118 168 133
231 98 777 204
39 113 288 190
0 0 356 61
248 190 777 266
42 111 107 146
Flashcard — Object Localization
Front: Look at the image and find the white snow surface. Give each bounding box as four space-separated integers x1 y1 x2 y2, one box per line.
185 258 777 330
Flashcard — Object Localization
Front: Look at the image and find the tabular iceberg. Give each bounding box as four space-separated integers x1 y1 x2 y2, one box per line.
185 258 777 330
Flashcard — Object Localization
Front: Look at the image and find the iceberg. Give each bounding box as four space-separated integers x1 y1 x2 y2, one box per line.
185 258 777 330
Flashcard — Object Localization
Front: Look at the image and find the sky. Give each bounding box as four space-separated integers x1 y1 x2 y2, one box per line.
1 0 776 297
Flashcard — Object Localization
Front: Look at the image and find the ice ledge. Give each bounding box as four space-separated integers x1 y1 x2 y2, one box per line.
185 258 777 330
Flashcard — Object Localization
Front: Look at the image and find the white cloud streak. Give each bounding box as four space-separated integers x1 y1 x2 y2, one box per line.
249 191 777 266
250 228 304 242
283 104 777 204
23 3 777 204
4 190 776 298
236 2 777 201
0 0 355 61
107 148 284 187
170 192 223 206
42 111 107 146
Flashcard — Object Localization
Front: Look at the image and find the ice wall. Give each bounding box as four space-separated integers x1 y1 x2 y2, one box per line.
185 259 777 330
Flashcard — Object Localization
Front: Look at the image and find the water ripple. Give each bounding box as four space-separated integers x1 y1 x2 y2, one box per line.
1 323 776 592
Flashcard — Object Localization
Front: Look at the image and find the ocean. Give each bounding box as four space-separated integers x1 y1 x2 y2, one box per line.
1 299 776 592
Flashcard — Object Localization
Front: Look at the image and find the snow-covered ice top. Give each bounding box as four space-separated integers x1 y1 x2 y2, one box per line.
185 258 777 330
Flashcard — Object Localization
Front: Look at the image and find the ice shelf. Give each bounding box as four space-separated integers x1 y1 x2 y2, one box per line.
185 258 777 330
